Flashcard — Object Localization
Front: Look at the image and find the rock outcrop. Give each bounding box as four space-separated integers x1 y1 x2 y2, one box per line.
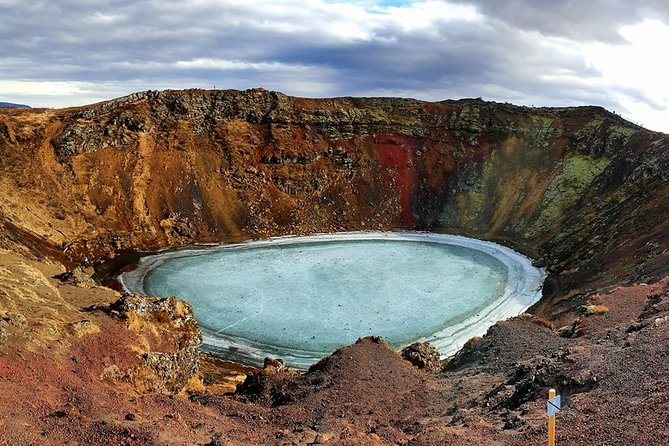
401 341 442 372
101 294 202 394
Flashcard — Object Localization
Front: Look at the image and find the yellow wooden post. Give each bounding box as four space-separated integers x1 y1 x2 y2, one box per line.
548 388 556 446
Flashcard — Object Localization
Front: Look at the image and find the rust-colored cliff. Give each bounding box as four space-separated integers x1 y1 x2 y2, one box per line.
3 90 669 296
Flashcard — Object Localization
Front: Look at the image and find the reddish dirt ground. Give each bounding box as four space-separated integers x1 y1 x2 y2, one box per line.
1 252 668 445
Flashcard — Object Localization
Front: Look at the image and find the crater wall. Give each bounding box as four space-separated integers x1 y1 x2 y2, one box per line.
1 89 668 313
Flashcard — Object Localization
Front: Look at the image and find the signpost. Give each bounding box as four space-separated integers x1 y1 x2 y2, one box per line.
547 388 561 446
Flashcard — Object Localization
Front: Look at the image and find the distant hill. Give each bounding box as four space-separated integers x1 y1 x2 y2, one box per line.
0 101 30 108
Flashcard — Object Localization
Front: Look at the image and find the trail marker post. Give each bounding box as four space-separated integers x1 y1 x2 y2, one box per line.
547 388 561 446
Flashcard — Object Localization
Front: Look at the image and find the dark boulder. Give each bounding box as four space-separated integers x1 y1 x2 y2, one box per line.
401 341 441 372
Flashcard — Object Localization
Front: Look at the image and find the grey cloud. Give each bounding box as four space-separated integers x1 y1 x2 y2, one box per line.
451 0 669 42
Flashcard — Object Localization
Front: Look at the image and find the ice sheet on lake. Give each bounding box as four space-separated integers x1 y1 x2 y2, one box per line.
120 232 546 369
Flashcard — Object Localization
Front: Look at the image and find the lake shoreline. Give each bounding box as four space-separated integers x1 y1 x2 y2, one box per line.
120 231 546 369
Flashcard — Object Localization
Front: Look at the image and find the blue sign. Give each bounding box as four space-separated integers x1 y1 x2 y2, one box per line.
547 395 561 416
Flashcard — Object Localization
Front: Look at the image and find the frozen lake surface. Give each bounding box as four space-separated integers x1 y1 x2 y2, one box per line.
120 232 545 368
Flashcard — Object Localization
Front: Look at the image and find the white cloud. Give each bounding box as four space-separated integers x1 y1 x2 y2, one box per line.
0 80 90 97
379 1 482 33
173 59 310 72
582 19 669 131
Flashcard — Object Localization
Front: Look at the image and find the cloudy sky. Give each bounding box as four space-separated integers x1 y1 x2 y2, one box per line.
1 0 668 132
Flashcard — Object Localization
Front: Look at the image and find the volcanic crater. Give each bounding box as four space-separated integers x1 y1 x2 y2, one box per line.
1 89 669 445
